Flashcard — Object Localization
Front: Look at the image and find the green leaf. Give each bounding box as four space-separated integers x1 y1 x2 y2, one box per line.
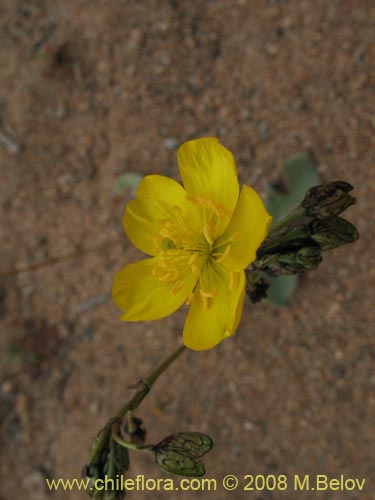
113 173 143 195
154 432 213 477
83 426 130 499
263 274 298 307
266 152 319 222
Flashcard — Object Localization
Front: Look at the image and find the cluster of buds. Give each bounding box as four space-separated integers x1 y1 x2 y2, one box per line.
247 182 359 300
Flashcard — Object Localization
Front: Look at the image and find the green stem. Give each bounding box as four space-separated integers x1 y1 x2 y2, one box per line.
111 419 153 452
267 206 306 236
88 345 187 464
144 345 186 388
117 344 186 419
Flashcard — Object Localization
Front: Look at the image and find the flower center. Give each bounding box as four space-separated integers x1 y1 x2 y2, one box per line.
151 196 237 306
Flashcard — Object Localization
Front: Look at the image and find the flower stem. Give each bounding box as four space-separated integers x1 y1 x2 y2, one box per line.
111 419 153 452
87 345 187 464
116 344 186 419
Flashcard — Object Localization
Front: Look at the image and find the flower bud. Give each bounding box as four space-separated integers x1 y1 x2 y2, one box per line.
263 245 322 275
301 181 355 218
280 245 322 272
309 217 359 251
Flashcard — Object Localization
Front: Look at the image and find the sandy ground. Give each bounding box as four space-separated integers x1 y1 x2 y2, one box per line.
0 1 374 499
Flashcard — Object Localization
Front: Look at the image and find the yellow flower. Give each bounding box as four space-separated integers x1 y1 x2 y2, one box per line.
113 138 272 350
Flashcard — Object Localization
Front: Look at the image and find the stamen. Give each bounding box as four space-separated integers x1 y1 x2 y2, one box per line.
201 294 210 310
215 244 231 263
160 228 172 238
157 218 171 225
186 195 230 221
172 280 184 294
162 271 179 282
203 222 215 245
229 231 241 242
171 206 183 215
190 263 200 275
188 253 199 266
152 193 234 302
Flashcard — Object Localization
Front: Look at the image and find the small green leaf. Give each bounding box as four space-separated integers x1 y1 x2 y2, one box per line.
267 152 319 222
263 274 298 307
113 173 143 195
84 430 130 499
284 153 320 206
154 432 213 477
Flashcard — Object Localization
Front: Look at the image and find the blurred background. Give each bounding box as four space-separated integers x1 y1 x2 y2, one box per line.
0 1 373 499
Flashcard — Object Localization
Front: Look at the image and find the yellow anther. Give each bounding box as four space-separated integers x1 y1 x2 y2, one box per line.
157 218 171 225
154 267 167 278
171 205 183 215
203 228 212 245
171 280 184 294
162 272 179 282
160 228 171 238
216 244 231 263
216 203 231 219
203 222 215 246
200 288 214 298
229 231 241 242
201 294 211 310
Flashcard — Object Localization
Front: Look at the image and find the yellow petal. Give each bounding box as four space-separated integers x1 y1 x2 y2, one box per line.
182 263 245 351
177 138 239 231
124 175 190 255
113 257 197 321
215 185 272 271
